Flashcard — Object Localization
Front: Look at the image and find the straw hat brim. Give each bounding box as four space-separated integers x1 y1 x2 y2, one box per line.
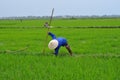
48 40 58 49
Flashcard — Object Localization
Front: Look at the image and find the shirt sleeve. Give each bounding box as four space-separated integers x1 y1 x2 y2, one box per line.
54 47 60 55
48 32 56 39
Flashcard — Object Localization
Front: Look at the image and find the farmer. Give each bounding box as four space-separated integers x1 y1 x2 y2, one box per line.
44 22 49 28
48 32 73 56
44 22 53 28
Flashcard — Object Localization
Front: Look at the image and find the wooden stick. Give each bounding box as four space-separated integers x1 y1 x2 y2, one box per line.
43 8 54 54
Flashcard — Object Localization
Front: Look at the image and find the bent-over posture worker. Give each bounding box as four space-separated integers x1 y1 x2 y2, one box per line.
48 32 72 56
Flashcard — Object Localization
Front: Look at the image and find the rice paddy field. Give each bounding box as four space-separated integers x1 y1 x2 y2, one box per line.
0 18 120 80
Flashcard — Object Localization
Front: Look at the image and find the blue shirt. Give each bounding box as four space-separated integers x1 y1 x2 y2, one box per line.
48 32 68 55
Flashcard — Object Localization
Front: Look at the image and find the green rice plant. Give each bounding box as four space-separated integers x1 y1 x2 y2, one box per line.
0 18 120 28
0 19 120 80
0 28 120 54
0 54 120 80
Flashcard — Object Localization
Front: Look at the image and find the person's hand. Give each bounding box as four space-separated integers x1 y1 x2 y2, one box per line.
48 32 51 35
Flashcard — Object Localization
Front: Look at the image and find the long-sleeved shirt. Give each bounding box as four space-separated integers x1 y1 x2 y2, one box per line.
48 32 68 55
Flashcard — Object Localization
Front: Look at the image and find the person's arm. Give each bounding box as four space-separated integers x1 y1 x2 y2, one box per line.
54 47 60 56
48 32 56 39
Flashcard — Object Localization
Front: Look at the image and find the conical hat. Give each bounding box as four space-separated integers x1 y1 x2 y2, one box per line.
48 40 58 50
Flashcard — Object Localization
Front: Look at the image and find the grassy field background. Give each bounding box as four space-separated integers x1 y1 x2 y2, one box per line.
0 18 120 28
0 28 120 54
0 54 119 80
0 18 120 80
